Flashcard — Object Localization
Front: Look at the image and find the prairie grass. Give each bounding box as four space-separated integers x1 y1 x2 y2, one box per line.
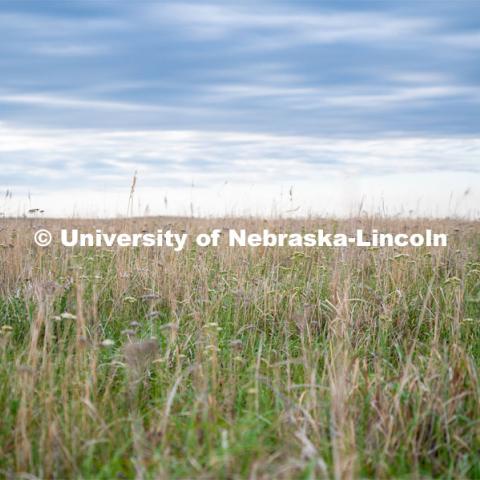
0 216 479 479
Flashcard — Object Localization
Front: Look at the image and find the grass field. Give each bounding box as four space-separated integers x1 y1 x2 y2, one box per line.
0 216 479 479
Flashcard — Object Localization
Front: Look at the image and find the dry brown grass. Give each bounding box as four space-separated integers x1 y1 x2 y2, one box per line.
0 215 479 479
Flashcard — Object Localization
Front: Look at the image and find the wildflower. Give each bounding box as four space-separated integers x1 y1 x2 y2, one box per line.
141 293 160 301
122 329 136 337
123 339 159 372
100 339 115 347
160 322 176 330
204 322 219 328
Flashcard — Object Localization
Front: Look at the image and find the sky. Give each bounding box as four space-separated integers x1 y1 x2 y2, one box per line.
0 0 479 217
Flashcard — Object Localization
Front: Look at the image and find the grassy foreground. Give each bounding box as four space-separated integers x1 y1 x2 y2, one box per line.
0 217 479 479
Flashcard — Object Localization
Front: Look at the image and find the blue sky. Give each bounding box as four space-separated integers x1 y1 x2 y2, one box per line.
0 1 479 216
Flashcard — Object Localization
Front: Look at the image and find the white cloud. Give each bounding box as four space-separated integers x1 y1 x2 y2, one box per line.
0 92 175 112
202 82 478 110
32 44 111 56
148 3 435 46
0 12 127 37
1 123 478 217
1 123 479 182
442 31 480 49
323 85 479 108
